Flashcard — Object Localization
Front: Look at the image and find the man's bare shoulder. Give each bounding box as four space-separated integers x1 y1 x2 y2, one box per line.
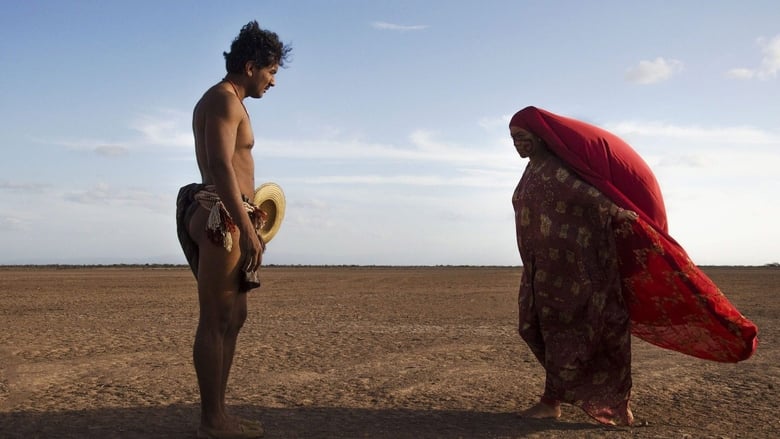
194 82 242 119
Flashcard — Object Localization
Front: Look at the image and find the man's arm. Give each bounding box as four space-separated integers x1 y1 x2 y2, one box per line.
203 94 263 272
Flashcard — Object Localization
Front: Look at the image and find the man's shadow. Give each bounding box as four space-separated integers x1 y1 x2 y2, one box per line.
0 404 616 438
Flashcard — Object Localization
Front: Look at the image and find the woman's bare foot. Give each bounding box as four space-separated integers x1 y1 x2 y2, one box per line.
518 400 562 419
624 406 634 426
602 405 634 426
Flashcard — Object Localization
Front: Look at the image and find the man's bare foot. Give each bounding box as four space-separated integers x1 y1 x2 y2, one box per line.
517 401 562 419
228 415 263 432
199 414 263 439
197 422 264 439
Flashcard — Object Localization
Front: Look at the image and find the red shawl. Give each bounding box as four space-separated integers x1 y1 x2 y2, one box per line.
509 106 757 362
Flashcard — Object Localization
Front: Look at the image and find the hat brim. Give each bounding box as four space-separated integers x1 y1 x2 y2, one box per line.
253 182 286 243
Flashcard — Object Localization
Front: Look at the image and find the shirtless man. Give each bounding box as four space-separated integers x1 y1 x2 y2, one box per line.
176 21 290 439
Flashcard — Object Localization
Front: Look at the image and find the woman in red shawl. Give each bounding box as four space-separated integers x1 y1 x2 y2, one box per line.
509 106 757 426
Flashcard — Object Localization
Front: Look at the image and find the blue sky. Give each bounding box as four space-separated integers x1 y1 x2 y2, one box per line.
1 1 778 266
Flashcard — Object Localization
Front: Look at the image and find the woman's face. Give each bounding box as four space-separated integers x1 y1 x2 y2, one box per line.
510 127 544 159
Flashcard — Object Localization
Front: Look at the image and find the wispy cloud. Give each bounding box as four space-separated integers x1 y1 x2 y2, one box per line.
132 109 192 147
655 150 780 178
34 109 190 156
300 174 450 185
478 114 512 130
655 154 709 168
0 215 29 231
295 168 514 188
36 137 132 156
605 121 778 144
0 181 51 192
259 129 512 167
64 183 170 213
604 120 780 177
625 57 684 84
726 35 780 80
371 21 429 32
95 144 130 157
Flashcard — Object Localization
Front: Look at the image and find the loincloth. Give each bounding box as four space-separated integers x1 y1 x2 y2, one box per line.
176 183 264 292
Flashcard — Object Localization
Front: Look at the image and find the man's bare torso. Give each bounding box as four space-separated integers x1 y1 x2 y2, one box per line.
192 81 256 198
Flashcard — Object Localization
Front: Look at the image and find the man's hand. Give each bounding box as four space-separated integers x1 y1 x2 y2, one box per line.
239 224 264 272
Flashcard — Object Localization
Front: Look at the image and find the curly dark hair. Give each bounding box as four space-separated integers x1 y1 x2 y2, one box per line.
223 21 292 73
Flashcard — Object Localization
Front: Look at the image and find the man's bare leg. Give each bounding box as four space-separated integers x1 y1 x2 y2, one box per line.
219 293 263 430
193 312 229 429
190 211 259 434
194 270 240 429
220 295 246 397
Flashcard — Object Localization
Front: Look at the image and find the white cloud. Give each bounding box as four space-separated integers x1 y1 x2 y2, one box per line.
725 68 756 80
625 57 684 84
727 34 780 80
371 21 429 32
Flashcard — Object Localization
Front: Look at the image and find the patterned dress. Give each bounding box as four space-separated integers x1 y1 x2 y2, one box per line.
513 153 632 425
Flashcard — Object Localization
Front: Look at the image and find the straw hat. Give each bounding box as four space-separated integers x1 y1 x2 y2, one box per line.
253 182 286 243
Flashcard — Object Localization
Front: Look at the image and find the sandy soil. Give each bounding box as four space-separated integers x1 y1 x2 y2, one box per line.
0 266 777 439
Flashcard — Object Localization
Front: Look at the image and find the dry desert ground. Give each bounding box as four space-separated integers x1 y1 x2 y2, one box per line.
0 266 777 439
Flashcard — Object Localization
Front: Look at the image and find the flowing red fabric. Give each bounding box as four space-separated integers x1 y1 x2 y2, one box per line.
509 106 757 362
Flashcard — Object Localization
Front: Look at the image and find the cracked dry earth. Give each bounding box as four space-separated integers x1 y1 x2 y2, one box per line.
0 266 777 438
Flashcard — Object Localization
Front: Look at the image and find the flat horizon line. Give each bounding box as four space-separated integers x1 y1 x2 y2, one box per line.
1 263 778 269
